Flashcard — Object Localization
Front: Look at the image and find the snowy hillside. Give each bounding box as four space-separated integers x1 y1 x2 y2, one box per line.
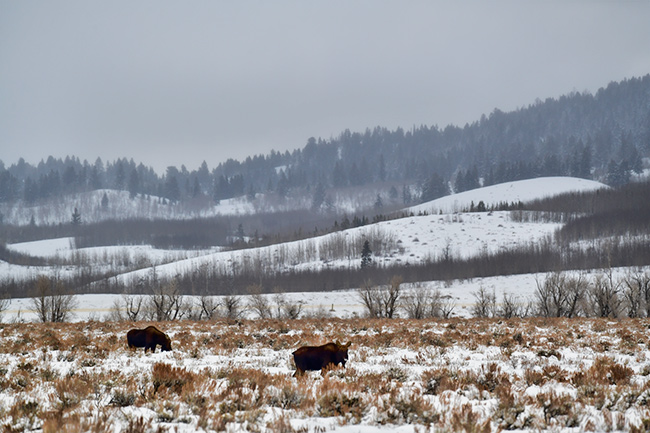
4 176 609 285
0 189 257 226
2 176 629 322
410 176 607 214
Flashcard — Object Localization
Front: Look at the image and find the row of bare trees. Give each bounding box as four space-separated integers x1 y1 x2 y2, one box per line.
470 269 650 319
357 276 456 319
107 267 307 322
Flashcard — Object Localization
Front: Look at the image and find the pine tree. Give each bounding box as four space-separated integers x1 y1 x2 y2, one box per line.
389 185 398 202
114 160 125 190
421 173 449 203
374 194 383 211
164 167 181 202
193 177 202 198
402 185 412 205
361 240 372 269
311 182 326 211
71 207 82 226
128 168 140 199
341 214 351 230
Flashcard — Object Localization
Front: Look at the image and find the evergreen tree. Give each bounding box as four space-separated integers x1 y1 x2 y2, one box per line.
164 166 181 202
454 170 465 193
332 160 347 188
0 171 19 203
340 214 351 230
101 192 109 208
71 207 82 226
402 185 412 205
246 184 256 201
311 182 326 211
389 185 398 202
192 177 202 198
421 173 449 203
348 162 361 186
62 165 77 193
114 160 125 190
276 171 289 198
361 240 372 269
90 164 103 190
24 177 37 203
128 168 140 199
374 194 383 211
606 159 629 187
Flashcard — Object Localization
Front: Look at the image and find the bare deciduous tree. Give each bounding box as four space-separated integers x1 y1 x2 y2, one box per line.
0 292 9 322
588 269 623 318
471 286 496 318
623 270 650 318
498 292 532 318
535 272 586 318
272 289 303 319
358 280 382 318
248 284 272 319
401 283 432 319
122 293 144 321
357 276 402 318
223 294 244 320
197 295 220 320
383 276 402 318
401 283 453 319
147 277 186 321
30 275 78 323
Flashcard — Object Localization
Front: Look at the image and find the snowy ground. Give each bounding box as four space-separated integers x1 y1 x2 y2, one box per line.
1 317 650 432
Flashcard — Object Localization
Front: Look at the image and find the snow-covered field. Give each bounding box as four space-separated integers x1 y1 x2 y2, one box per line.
2 317 650 432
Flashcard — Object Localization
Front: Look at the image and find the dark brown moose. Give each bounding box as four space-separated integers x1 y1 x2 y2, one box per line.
126 325 172 353
292 341 351 376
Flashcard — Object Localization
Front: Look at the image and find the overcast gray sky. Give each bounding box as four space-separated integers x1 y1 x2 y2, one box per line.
1 1 649 174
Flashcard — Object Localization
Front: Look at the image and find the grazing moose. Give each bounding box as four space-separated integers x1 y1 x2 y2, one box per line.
126 326 172 353
292 341 351 376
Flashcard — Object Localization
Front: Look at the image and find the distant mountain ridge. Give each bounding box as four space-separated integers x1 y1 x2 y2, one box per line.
0 74 648 217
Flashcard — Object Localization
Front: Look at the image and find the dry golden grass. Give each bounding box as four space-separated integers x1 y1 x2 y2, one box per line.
2 317 650 432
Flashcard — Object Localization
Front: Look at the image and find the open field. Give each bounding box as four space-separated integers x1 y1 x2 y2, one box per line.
2 317 650 432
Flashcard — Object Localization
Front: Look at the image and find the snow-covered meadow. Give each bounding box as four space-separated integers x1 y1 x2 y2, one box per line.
2 317 650 432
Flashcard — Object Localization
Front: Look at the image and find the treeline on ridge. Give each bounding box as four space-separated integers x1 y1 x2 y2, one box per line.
1 75 649 209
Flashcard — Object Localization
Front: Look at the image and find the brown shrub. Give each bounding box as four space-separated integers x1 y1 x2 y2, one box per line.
52 375 92 410
573 356 634 387
151 362 196 395
447 403 492 433
536 391 579 427
422 368 455 395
